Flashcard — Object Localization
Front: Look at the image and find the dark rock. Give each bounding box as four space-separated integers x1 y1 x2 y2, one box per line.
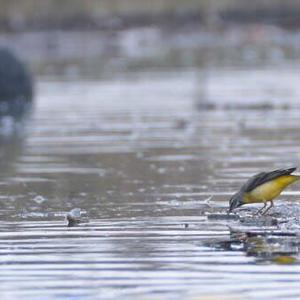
0 48 33 118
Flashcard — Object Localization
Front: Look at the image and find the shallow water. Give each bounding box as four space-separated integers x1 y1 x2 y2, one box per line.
1 69 300 299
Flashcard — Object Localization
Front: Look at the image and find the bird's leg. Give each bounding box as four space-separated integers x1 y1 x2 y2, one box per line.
255 201 267 215
262 200 274 215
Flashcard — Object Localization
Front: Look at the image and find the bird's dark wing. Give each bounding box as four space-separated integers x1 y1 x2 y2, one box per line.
241 167 297 193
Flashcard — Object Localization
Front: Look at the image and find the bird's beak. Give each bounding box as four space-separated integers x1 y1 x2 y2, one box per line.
228 201 235 213
228 196 242 213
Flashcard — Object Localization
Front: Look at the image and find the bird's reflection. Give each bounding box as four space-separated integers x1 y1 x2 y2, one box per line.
208 227 300 264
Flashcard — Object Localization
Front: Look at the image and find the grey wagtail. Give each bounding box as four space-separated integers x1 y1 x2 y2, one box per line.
229 167 300 215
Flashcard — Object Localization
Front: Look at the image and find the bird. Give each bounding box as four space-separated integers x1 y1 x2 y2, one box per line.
228 167 300 215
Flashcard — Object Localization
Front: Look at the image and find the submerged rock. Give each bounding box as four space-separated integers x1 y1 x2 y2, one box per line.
0 48 33 118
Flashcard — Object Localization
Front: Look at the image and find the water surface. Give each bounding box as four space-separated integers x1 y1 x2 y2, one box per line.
1 69 300 299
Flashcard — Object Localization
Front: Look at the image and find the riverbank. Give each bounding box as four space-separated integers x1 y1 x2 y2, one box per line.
1 0 300 31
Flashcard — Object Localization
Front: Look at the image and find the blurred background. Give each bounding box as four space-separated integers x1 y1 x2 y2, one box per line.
1 0 300 72
1 0 300 108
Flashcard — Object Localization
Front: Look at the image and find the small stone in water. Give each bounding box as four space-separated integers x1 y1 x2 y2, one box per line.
67 208 82 227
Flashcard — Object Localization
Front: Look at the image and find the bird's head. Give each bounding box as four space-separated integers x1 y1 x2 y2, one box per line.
228 191 244 213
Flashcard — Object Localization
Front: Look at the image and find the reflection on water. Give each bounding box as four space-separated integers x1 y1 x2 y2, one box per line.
209 226 299 263
1 69 300 299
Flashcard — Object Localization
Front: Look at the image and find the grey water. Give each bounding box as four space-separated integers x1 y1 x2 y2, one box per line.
1 67 300 300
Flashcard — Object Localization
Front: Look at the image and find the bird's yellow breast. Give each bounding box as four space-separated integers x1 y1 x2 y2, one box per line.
243 175 299 204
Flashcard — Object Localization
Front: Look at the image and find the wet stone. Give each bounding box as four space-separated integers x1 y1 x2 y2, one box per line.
230 228 298 238
239 216 279 226
206 212 240 221
246 231 297 237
